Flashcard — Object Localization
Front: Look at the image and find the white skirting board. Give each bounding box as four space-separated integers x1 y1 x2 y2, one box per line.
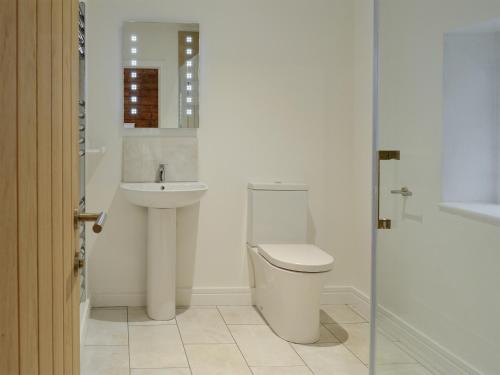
321 285 371 320
90 285 370 317
376 305 483 375
91 292 147 307
90 287 254 308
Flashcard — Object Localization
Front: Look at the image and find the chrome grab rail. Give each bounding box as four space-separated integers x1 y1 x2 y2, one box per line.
391 186 412 197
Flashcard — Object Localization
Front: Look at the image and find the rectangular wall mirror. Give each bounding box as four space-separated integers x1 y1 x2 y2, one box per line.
122 22 199 129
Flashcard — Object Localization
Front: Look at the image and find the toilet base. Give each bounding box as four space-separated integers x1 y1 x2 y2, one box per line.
248 246 330 344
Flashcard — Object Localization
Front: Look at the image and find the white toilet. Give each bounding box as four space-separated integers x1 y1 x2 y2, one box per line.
247 182 334 344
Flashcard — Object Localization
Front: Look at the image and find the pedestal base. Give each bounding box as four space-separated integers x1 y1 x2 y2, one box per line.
147 208 176 320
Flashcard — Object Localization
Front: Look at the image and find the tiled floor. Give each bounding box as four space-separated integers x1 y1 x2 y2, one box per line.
82 305 432 375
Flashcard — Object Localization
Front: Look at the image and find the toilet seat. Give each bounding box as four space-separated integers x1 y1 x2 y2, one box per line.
256 244 334 273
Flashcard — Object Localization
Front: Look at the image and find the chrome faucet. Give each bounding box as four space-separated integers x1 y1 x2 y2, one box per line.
157 163 167 183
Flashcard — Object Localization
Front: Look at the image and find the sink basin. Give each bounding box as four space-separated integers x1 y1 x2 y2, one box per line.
120 182 208 209
120 181 208 321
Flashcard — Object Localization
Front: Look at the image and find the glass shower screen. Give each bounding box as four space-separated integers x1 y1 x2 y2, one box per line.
372 1 500 374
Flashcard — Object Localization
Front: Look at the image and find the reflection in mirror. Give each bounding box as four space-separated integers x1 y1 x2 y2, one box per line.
122 22 199 129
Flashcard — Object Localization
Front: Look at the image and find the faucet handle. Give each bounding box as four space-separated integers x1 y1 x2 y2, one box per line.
157 163 168 182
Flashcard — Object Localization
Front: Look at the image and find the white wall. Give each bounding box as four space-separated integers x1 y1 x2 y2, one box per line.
352 0 374 296
378 1 500 373
323 0 374 298
86 0 373 306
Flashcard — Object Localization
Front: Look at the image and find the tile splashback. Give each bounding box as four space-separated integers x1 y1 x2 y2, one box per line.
122 137 198 182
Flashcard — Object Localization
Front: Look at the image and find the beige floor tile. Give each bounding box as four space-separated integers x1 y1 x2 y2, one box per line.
376 363 434 375
228 325 304 367
185 343 252 375
176 307 234 344
348 305 369 321
218 306 265 325
317 325 340 344
377 329 399 342
131 369 192 375
376 335 417 365
293 343 368 375
85 308 128 346
320 305 367 324
325 323 370 364
81 346 129 375
250 366 313 375
129 325 188 368
128 307 176 325
177 305 217 309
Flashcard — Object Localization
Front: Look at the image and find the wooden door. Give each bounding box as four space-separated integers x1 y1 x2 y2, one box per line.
0 0 81 374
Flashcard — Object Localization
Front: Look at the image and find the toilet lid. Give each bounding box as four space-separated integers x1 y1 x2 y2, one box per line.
257 244 334 273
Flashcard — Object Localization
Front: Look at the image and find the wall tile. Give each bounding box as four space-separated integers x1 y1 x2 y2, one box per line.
123 137 198 182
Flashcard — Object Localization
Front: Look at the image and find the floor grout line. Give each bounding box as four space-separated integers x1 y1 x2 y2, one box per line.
322 322 369 368
251 365 314 368
390 338 428 366
174 309 194 374
126 307 132 375
178 342 244 346
218 305 312 373
288 340 317 375
130 367 191 370
217 323 267 326
216 306 255 374
217 305 230 326
128 323 177 326
340 342 369 368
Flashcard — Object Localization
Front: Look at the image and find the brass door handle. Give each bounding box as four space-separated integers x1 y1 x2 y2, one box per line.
74 254 85 271
74 209 107 233
377 150 400 230
74 245 85 273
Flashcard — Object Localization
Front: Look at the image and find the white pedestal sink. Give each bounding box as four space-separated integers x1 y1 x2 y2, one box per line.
120 182 208 320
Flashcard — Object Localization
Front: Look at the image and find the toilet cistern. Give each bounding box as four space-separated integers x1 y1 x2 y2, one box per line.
247 182 334 344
